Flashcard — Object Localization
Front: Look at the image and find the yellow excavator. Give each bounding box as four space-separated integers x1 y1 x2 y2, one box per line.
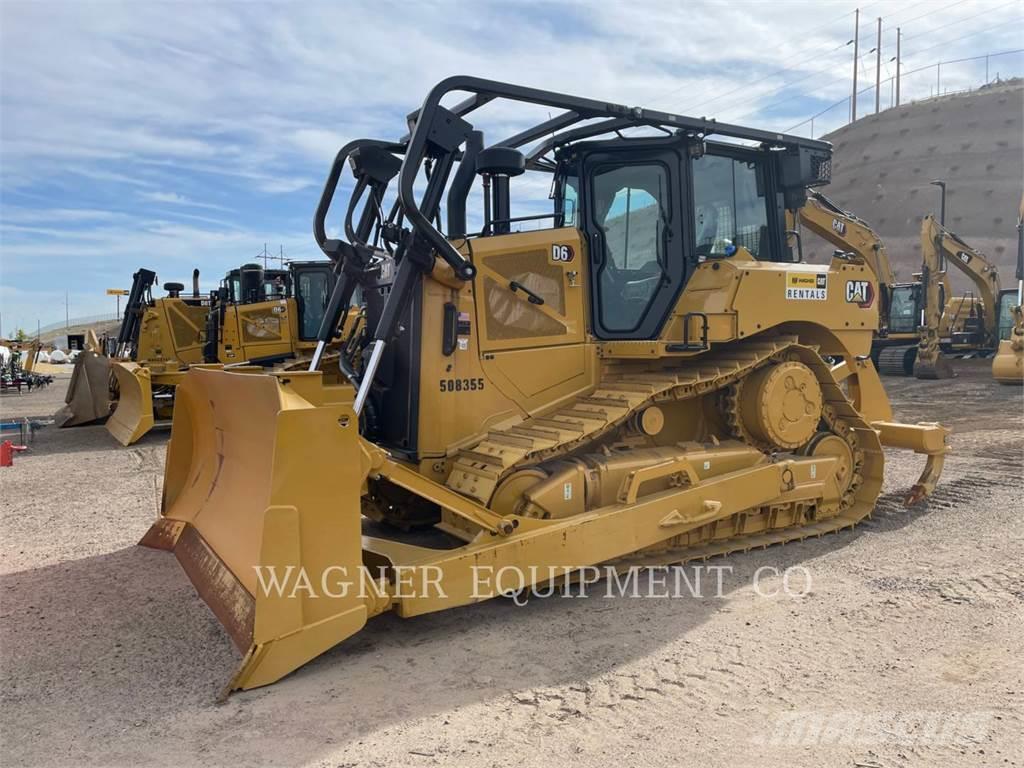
991 198 1024 383
140 77 950 694
793 190 949 376
59 260 341 444
914 215 1002 378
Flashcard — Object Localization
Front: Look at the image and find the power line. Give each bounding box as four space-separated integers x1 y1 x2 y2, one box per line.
783 47 1024 133
901 0 1019 41
688 0 971 119
646 5 864 108
904 16 1023 60
679 39 855 115
716 3 1020 121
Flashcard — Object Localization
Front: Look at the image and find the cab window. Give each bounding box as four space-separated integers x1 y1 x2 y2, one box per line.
997 291 1017 341
691 153 770 258
591 163 670 333
889 286 919 334
297 270 331 340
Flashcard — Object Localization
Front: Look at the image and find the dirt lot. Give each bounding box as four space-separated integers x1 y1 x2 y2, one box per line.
1 361 1021 767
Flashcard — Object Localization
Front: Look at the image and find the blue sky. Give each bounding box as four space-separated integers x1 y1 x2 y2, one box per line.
1 0 1021 333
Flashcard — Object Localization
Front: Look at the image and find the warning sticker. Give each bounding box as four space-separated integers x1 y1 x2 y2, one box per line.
785 272 828 301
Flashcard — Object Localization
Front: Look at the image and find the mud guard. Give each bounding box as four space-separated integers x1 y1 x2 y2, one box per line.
106 363 155 446
54 351 112 427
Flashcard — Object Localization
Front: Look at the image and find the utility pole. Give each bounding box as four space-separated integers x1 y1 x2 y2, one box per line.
851 8 860 122
65 289 69 331
875 17 882 114
895 28 901 106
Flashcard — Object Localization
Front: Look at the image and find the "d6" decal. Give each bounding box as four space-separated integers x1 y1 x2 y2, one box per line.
551 244 575 263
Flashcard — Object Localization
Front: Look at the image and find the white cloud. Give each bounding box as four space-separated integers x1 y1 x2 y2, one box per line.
137 191 232 212
0 0 1020 328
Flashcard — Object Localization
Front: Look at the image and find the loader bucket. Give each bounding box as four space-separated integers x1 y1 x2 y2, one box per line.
106 363 155 446
54 351 112 427
140 368 371 693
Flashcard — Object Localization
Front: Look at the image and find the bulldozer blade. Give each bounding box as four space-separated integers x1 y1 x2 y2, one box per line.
140 368 371 692
54 351 112 427
106 363 155 446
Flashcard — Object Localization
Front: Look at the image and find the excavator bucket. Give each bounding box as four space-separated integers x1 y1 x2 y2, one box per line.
54 351 112 427
992 338 1023 384
139 368 370 694
913 353 955 380
106 363 154 446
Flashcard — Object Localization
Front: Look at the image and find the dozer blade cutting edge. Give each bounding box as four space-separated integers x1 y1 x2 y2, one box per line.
55 350 112 427
107 362 155 446
142 367 950 695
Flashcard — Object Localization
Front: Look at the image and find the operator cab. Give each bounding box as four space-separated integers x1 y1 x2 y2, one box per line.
996 288 1019 341
554 138 811 340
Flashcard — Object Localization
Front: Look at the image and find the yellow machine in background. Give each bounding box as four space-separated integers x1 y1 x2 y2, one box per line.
793 190 949 376
991 198 1024 384
914 216 1002 378
141 78 950 694
60 261 341 444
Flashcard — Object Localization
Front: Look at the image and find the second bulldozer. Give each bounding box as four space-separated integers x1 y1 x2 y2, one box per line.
142 77 950 694
61 260 341 444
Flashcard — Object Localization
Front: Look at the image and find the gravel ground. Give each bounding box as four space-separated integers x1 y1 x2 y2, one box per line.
1 360 1021 768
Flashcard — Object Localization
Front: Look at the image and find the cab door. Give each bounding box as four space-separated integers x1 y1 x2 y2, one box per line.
471 227 592 406
581 148 686 340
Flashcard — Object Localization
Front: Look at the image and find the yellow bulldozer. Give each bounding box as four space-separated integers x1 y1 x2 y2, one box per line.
59 260 342 444
140 77 950 694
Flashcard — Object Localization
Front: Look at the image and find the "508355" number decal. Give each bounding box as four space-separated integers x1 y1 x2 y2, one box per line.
439 378 485 393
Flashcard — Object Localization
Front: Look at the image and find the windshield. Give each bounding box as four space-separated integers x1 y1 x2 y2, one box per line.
889 286 919 334
997 291 1018 341
297 270 331 340
691 153 769 258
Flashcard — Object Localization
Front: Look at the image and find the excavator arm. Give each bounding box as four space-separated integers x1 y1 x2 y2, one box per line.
921 216 1002 348
796 190 897 288
914 215 954 379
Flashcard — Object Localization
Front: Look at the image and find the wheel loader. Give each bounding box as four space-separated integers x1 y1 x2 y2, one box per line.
59 260 344 445
141 77 950 695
